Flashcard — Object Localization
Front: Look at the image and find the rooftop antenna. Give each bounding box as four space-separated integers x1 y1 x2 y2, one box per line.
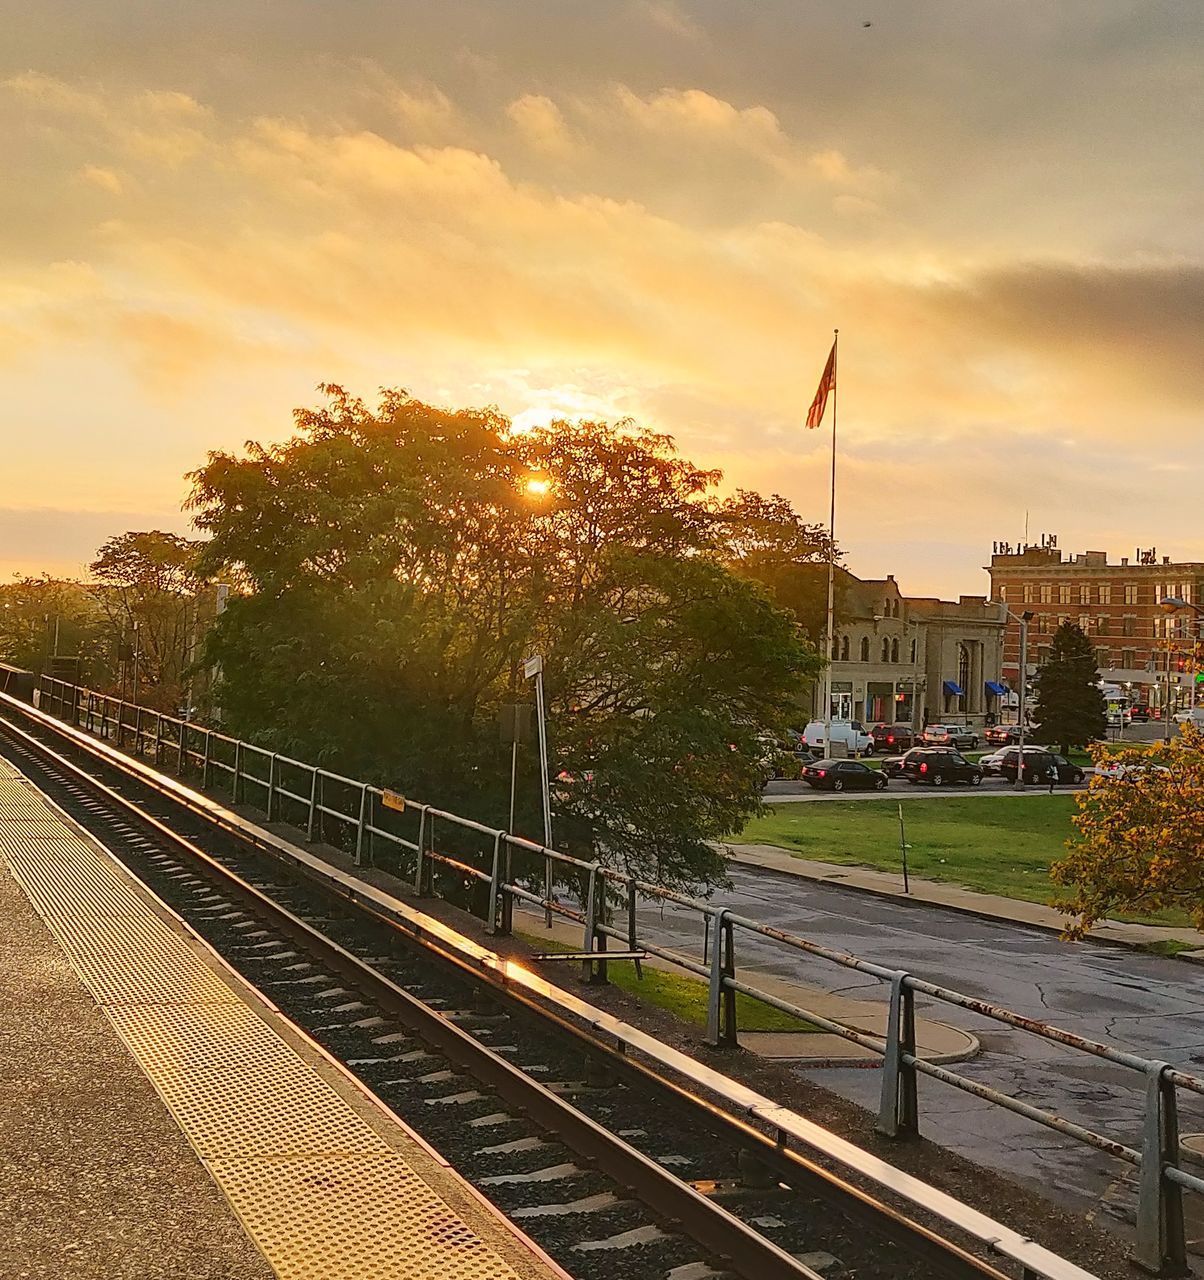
1023 509 1029 548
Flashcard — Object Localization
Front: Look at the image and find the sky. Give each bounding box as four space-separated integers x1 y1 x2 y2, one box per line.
2 1 1202 597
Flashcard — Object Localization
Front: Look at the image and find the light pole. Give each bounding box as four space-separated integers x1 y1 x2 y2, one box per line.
1159 597 1204 739
523 654 554 926
994 605 1035 790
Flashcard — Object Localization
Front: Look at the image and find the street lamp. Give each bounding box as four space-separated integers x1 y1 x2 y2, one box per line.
1158 597 1204 741
995 606 1035 790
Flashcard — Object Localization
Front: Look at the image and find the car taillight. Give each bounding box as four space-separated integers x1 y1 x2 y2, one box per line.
919 762 928 773
887 736 894 744
817 769 826 777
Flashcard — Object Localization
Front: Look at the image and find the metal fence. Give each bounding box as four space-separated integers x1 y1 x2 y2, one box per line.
33 675 1204 1275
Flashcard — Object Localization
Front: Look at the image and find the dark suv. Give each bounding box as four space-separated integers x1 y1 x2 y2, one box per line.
899 748 983 787
872 723 917 752
997 748 1085 786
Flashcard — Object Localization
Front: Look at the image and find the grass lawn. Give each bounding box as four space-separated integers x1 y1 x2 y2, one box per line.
737 796 1191 928
518 933 817 1032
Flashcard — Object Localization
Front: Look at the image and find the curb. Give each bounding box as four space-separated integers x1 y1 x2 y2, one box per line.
739 1027 981 1070
725 847 1204 960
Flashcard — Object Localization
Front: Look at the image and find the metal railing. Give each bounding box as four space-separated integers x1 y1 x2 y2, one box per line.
31 675 1204 1276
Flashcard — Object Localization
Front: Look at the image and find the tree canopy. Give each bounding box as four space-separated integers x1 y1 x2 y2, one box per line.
1032 621 1107 753
188 386 825 890
1053 726 1204 934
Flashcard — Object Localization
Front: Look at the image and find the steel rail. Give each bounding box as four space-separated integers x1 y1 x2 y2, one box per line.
0 690 1095 1280
0 709 824 1280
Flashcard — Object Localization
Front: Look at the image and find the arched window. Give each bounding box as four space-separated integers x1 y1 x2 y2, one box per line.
957 643 971 700
831 634 839 660
881 637 891 662
910 638 918 663
859 636 870 662
840 635 850 661
891 637 900 663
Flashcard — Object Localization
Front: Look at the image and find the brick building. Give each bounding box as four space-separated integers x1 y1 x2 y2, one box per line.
986 543 1204 700
814 569 1006 729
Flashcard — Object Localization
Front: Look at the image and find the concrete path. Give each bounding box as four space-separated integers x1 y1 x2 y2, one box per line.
625 862 1204 1243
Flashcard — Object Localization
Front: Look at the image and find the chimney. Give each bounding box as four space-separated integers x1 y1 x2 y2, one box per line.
1121 557 1129 566
1164 556 1171 564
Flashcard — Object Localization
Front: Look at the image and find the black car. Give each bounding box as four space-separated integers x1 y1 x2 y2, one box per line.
997 748 1085 786
984 723 1022 746
899 748 982 787
801 759 888 792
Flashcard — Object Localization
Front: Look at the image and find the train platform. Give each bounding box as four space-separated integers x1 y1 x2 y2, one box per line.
0 756 565 1280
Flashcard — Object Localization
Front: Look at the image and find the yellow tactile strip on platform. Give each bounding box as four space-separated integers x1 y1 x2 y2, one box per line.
0 770 534 1280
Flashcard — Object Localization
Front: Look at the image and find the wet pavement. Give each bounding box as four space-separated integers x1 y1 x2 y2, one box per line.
633 864 1204 1240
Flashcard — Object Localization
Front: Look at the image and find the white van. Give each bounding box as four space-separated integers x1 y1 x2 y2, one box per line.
802 720 873 755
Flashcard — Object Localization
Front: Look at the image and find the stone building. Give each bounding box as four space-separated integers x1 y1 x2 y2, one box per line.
814 570 1007 730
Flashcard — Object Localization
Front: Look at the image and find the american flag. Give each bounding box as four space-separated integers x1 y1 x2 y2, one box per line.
805 339 837 429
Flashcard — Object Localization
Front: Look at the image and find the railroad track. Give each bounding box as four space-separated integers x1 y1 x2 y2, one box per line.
0 700 1057 1280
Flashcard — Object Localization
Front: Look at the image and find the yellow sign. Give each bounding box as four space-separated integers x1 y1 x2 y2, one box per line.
381 789 406 813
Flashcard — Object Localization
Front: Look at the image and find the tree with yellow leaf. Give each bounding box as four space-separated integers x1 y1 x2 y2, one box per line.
1052 725 1204 935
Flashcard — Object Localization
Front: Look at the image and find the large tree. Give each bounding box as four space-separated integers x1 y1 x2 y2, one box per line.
188 386 820 890
1032 621 1107 753
1053 726 1204 934
0 576 109 681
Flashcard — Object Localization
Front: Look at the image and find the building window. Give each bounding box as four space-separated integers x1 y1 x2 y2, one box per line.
1122 615 1135 637
1099 584 1111 605
1096 647 1110 668
1079 584 1090 605
1023 583 1034 604
1125 583 1138 605
958 643 970 693
999 585 1007 602
1096 616 1109 635
1121 649 1136 669
1040 583 1052 604
859 636 870 662
1037 645 1051 665
891 637 900 663
1079 614 1090 632
910 638 917 663
1058 584 1072 604
840 635 850 661
881 636 890 662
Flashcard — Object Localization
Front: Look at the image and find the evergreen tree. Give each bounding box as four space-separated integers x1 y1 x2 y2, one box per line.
1032 622 1107 754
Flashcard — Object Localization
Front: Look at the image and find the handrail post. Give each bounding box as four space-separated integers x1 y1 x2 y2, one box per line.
876 971 920 1139
177 719 187 775
498 835 514 936
582 862 603 983
134 705 143 757
154 713 163 766
353 783 368 865
1135 1061 1187 1276
232 740 242 804
705 909 737 1047
306 768 319 842
626 877 642 978
487 832 504 934
414 808 429 895
201 730 211 788
266 753 277 822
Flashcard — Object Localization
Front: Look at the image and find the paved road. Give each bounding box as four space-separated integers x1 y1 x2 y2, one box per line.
633 864 1204 1240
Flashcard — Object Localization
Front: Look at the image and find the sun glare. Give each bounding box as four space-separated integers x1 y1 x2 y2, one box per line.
525 476 551 496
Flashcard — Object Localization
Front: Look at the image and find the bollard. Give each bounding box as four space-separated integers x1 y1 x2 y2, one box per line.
876 971 919 1139
1134 1061 1188 1276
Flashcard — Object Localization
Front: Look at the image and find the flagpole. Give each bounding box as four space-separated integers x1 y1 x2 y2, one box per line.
822 328 838 756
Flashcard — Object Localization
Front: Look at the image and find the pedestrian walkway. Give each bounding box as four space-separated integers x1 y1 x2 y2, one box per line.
0 756 563 1280
729 842 1204 952
514 907 977 1066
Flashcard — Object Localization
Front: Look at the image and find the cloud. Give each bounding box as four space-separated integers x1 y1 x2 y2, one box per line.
506 93 575 155
79 164 124 194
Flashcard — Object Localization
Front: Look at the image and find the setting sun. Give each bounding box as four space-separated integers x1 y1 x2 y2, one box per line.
525 476 551 497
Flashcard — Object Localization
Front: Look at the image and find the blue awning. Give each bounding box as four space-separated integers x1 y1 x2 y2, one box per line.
985 680 1008 696
943 680 965 696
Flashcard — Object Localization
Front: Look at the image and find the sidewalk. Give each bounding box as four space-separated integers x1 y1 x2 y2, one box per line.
514 907 978 1067
729 843 1204 951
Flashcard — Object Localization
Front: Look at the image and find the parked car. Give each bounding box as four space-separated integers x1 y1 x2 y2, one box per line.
1129 705 1151 723
899 748 983 786
1173 708 1204 726
801 720 874 755
1094 758 1172 780
977 748 1009 775
800 758 888 792
922 724 979 751
879 747 923 778
996 747 1085 786
984 724 1022 746
871 722 917 751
